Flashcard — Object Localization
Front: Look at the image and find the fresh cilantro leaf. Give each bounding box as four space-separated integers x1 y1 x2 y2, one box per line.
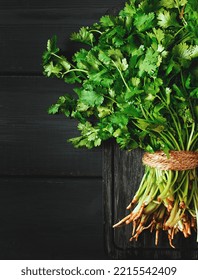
48 95 76 117
59 56 71 71
43 36 60 64
43 62 62 77
138 47 160 76
48 103 60 114
110 112 128 127
68 122 102 149
173 42 198 60
72 49 90 71
160 0 187 9
64 71 82 84
152 28 165 43
98 50 111 66
157 9 179 28
88 69 107 85
47 35 59 53
100 15 116 27
43 0 197 155
134 12 155 32
190 88 198 98
71 27 95 45
119 2 136 17
88 68 114 88
97 106 112 118
125 88 144 100
76 85 104 107
108 48 123 60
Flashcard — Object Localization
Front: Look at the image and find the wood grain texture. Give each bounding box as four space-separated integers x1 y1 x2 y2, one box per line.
0 177 105 259
0 0 108 260
0 0 124 74
0 76 102 176
0 8 111 25
3 0 197 260
0 25 84 74
0 0 115 260
103 141 198 259
0 0 123 9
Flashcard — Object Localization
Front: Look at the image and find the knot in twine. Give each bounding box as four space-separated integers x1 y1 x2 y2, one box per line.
142 151 198 171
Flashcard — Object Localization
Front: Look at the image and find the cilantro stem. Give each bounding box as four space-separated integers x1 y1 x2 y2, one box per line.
139 100 181 151
189 131 198 150
89 29 103 35
187 122 196 151
158 92 184 150
51 52 88 76
175 0 187 26
167 132 180 150
62 68 88 75
159 131 179 150
139 104 149 120
173 170 188 194
104 95 118 105
169 108 184 150
111 60 130 92
173 25 186 38
51 52 62 60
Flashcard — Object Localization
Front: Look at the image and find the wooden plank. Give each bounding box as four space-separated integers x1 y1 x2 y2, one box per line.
0 177 105 259
0 1 125 74
103 141 118 258
0 76 102 176
103 141 198 259
0 25 87 74
0 8 112 25
0 0 123 9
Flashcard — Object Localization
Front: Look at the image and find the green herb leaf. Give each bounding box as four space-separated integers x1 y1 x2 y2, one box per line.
71 27 95 45
157 9 179 28
76 85 104 107
134 12 155 32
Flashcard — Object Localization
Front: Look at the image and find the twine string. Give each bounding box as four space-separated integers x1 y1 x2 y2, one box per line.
142 151 198 171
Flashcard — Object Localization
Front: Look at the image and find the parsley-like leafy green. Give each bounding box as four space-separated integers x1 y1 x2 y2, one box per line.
43 0 198 248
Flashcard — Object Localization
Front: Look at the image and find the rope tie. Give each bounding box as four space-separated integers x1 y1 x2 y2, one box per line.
142 151 198 171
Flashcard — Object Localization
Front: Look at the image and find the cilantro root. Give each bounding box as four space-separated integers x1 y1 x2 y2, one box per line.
113 166 198 248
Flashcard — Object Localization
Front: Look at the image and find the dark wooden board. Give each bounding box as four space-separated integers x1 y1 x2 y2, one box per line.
0 177 105 259
0 8 112 25
103 142 198 259
0 76 102 176
4 0 197 261
0 0 123 9
0 24 86 74
0 1 125 74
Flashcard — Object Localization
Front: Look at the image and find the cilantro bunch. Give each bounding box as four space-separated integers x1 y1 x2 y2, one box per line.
43 0 198 247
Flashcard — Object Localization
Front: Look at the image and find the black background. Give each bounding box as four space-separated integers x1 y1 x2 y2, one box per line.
0 0 123 260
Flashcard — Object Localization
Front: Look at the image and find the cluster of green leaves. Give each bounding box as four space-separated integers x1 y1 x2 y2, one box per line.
43 0 198 153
